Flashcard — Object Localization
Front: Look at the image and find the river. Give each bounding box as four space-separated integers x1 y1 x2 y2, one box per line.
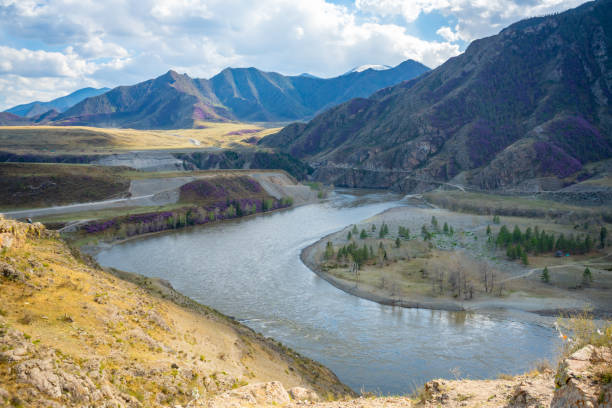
96 190 558 394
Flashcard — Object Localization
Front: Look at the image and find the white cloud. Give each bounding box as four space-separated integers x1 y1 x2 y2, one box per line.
0 0 584 110
356 0 585 42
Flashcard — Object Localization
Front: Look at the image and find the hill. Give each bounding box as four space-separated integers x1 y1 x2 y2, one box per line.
261 0 612 193
0 113 33 126
52 60 429 128
0 217 352 407
5 87 110 118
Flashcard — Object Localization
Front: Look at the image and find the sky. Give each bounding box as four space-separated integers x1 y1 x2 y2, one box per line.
0 0 585 110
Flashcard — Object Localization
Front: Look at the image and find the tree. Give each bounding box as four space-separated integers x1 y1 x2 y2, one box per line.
352 225 359 234
347 231 352 240
395 237 401 248
486 225 491 235
371 224 376 231
582 267 593 286
493 215 500 224
324 242 334 260
521 251 529 265
431 216 438 229
443 222 449 234
449 226 454 236
360 229 367 239
601 226 608 248
541 266 550 283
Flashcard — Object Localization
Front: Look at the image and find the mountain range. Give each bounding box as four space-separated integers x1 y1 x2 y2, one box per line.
5 87 110 118
261 0 612 192
4 60 429 129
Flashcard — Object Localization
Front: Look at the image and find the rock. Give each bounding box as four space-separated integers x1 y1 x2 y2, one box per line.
0 386 9 402
208 381 291 407
16 358 62 399
0 233 14 249
552 345 612 408
0 261 25 281
289 386 320 402
509 382 546 407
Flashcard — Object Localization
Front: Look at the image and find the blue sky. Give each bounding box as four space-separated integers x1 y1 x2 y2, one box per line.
0 0 585 110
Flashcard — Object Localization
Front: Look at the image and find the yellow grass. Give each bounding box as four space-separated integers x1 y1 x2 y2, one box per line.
0 123 281 154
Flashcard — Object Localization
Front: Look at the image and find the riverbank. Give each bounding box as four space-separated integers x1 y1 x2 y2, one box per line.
301 204 612 317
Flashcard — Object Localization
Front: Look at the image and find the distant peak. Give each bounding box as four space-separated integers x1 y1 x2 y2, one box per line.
344 64 392 75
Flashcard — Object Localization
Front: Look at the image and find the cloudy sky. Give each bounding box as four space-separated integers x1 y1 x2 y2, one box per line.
0 0 584 110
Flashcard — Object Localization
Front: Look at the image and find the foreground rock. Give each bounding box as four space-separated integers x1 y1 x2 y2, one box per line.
552 345 612 407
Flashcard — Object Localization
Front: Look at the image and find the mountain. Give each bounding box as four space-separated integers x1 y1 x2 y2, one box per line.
261 0 612 192
54 70 232 128
0 112 33 126
344 64 392 74
54 60 430 128
5 87 110 118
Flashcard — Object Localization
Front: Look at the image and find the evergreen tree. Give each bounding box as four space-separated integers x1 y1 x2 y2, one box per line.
443 222 449 234
352 225 359 234
486 225 491 235
521 251 529 265
431 216 438 229
395 237 401 248
541 266 550 283
601 226 608 248
360 229 367 239
512 225 522 243
582 267 593 286
449 226 454 236
371 224 376 231
347 231 352 240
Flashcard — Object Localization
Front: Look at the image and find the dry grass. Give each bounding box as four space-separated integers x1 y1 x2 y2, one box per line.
0 123 280 154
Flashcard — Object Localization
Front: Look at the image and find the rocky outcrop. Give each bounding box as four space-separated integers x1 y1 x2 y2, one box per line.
552 345 612 408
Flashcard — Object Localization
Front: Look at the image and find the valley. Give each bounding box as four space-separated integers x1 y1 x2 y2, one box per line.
1 0 612 406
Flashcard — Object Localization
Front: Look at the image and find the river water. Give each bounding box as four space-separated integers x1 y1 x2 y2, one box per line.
96 190 558 394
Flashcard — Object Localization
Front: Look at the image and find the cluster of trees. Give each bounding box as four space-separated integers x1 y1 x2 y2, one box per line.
398 226 410 239
495 224 595 262
379 223 390 238
335 241 378 268
84 196 294 238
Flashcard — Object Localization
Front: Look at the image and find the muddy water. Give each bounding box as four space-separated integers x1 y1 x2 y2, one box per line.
96 190 558 394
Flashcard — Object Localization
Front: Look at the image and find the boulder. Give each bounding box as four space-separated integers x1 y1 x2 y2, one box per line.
207 381 291 407
289 386 320 402
552 345 612 407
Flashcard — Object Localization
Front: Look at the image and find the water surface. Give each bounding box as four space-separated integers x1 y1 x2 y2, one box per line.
97 190 557 394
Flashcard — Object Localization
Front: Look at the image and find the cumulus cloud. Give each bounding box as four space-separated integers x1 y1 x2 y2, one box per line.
0 0 584 110
356 0 585 42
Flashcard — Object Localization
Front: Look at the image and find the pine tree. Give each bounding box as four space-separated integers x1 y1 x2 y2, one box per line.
360 229 367 239
395 237 401 248
541 267 550 283
486 225 491 235
352 225 359 234
443 222 449 234
371 224 376 231
347 231 352 240
431 216 438 229
521 251 528 265
601 226 608 248
582 267 593 286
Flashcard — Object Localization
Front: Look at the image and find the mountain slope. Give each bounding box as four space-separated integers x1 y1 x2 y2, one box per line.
52 60 429 128
5 87 110 118
55 71 233 129
261 0 612 192
0 112 32 126
209 60 430 122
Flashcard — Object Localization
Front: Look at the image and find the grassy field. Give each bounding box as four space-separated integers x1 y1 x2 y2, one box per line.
0 162 131 209
423 190 611 220
0 123 280 154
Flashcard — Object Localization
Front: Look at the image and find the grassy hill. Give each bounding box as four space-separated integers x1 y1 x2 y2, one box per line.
0 217 352 407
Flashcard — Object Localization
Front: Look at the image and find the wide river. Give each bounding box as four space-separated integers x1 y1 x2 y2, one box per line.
96 190 558 394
